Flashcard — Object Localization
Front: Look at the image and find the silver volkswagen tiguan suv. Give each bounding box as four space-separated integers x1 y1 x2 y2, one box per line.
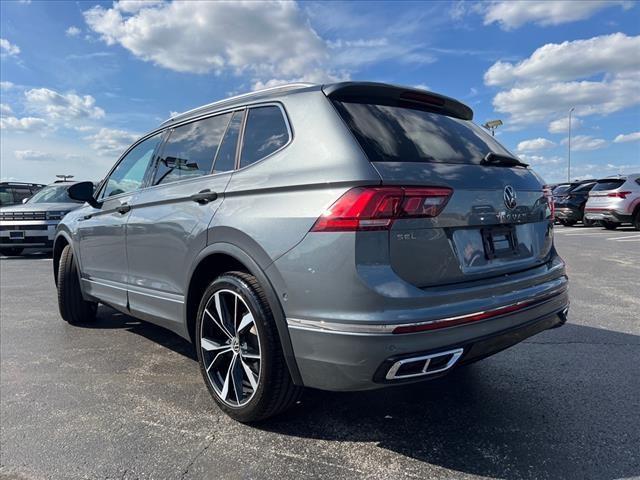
55 82 569 422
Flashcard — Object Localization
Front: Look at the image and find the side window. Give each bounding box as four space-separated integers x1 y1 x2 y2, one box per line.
212 110 243 173
240 106 289 169
101 133 162 198
153 113 231 186
0 186 13 206
12 187 32 203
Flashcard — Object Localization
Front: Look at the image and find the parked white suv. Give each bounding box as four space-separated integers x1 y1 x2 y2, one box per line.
584 174 640 230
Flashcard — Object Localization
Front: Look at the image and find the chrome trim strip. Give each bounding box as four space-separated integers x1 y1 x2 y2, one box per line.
385 348 464 380
287 287 568 335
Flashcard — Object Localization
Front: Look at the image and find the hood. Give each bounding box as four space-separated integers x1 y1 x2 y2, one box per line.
0 202 82 213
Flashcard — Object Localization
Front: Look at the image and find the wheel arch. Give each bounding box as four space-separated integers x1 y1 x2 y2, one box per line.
185 241 303 386
53 231 73 286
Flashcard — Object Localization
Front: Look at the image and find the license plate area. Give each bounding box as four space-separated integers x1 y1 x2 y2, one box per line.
9 231 25 240
481 226 518 260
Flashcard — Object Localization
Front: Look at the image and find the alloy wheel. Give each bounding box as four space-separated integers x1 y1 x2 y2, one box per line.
199 289 261 407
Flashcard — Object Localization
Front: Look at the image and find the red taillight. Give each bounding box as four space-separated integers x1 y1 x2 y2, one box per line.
607 191 631 198
311 186 452 232
543 186 555 220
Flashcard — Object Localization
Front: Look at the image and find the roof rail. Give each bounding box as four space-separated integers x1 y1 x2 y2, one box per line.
161 82 315 126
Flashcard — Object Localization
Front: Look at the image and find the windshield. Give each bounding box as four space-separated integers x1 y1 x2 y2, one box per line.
27 185 80 204
333 101 515 165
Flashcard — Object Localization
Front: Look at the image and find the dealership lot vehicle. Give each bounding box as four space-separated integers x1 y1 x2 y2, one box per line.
0 182 84 256
1 225 637 480
584 174 640 230
54 82 567 422
554 181 597 226
0 181 45 207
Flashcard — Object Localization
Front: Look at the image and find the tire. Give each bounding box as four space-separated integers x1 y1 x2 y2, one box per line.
0 247 23 256
633 209 640 231
57 245 97 325
560 219 576 227
601 221 618 230
195 271 302 423
582 215 594 227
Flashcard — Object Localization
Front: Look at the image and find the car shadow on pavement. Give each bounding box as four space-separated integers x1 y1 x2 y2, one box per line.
256 323 639 480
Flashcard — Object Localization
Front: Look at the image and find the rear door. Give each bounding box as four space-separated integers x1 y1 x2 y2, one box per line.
125 110 241 332
333 99 553 288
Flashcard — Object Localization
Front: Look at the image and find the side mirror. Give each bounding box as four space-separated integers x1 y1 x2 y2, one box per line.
22 198 29 204
67 181 101 208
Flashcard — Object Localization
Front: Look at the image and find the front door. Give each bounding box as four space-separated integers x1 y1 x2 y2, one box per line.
126 110 241 333
77 132 163 309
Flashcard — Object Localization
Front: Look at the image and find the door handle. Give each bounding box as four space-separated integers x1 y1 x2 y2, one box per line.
117 203 131 214
190 189 218 204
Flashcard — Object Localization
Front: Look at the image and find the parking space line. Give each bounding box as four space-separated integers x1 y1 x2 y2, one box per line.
607 234 640 240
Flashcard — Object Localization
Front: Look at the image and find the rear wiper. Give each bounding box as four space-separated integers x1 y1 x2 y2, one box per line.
481 152 529 168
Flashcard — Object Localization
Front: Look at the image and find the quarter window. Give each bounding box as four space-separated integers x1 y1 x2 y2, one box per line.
101 133 163 198
240 106 289 169
154 113 231 186
212 110 243 173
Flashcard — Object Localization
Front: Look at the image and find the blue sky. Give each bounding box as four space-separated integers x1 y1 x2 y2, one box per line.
1 0 639 184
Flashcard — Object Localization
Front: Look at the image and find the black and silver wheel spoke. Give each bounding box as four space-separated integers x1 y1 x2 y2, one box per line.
200 289 261 407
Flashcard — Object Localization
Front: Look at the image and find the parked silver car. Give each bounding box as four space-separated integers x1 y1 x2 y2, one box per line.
0 182 84 256
54 82 569 422
584 174 640 230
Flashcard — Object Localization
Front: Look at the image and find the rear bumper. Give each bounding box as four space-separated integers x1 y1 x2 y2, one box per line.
287 281 569 391
584 208 631 223
554 207 581 221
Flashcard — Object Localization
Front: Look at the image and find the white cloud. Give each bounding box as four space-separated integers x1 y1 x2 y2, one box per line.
516 137 556 152
613 131 640 143
518 154 563 166
548 116 582 134
0 103 13 115
65 26 82 37
485 33 639 86
0 38 20 56
562 135 607 151
25 88 105 120
84 1 332 83
0 81 15 90
14 150 55 162
0 116 48 132
115 0 164 13
482 1 630 30
85 127 139 156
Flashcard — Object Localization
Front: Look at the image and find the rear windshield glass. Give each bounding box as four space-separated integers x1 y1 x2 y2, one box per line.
571 183 595 193
592 179 625 191
553 185 570 195
333 101 514 165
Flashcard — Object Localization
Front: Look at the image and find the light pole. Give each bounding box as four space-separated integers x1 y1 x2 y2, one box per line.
567 107 575 182
56 174 74 182
482 119 503 136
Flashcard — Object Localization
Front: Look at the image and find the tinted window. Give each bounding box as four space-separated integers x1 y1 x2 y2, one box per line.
553 185 570 196
213 110 243 173
102 133 162 198
571 183 595 193
0 186 14 206
154 113 231 186
240 106 289 168
11 187 33 203
592 179 625 191
27 185 80 204
334 101 513 165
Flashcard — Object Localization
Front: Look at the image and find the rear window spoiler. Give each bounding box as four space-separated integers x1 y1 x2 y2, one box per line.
322 82 473 121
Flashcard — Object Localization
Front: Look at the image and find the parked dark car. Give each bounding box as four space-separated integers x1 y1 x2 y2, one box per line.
0 182 46 207
554 182 597 226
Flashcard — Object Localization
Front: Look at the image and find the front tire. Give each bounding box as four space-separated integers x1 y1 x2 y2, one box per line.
57 245 97 324
195 272 301 422
601 220 618 230
0 247 24 256
582 214 594 227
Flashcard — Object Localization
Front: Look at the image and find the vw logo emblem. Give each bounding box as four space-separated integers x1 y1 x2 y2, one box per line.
504 185 517 210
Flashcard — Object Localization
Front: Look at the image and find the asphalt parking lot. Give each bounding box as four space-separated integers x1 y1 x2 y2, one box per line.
1 225 638 480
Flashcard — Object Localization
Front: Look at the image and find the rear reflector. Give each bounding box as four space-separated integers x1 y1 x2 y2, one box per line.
311 186 452 232
607 191 631 198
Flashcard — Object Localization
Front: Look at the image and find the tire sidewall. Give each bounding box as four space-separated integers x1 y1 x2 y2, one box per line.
195 274 274 419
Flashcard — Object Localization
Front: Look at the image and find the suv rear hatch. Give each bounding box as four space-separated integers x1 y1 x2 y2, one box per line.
325 83 553 288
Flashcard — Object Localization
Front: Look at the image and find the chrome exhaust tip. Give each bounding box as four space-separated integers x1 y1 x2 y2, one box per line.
385 348 464 380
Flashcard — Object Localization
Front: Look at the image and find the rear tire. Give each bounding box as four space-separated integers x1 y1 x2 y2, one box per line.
633 210 640 231
57 245 97 325
560 219 576 227
0 247 24 256
195 271 302 423
601 221 618 230
582 214 594 227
